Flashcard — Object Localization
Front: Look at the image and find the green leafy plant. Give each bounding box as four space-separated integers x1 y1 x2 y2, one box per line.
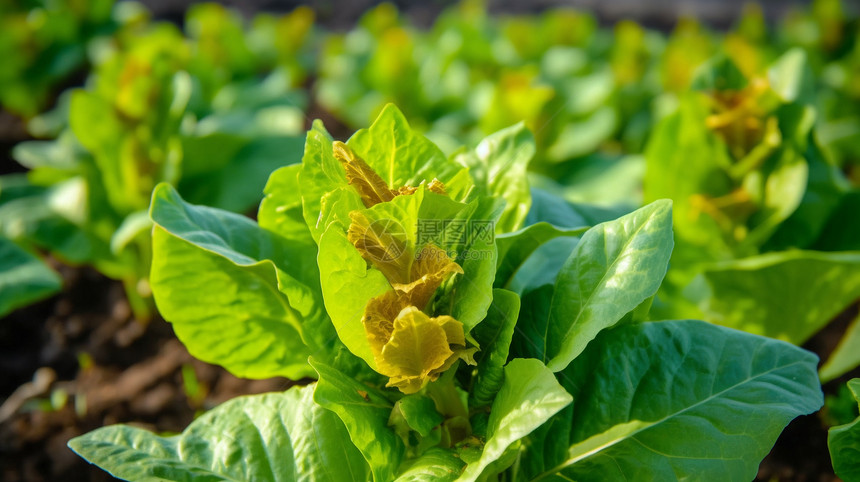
0 0 118 117
0 3 311 318
68 104 822 480
644 49 860 381
315 2 657 171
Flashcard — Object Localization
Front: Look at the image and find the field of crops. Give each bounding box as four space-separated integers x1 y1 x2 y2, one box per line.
1 0 859 480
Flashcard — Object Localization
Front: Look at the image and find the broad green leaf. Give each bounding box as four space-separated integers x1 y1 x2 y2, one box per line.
318 222 392 369
506 239 578 296
527 320 822 481
0 174 139 287
545 200 674 372
459 123 534 233
702 250 860 344
524 188 588 228
310 358 405 482
398 394 444 437
494 222 588 290
545 107 616 161
150 183 329 379
470 289 520 407
525 186 630 227
435 195 504 331
69 386 369 481
321 187 368 241
829 379 860 481
258 163 311 240
509 285 554 361
737 146 808 251
511 398 573 481
541 154 644 208
68 90 128 211
178 136 305 213
297 120 343 242
12 136 80 171
822 312 860 383
347 104 461 189
643 95 734 267
151 225 313 379
763 139 848 251
178 132 245 178
768 48 814 104
0 238 61 316
457 358 572 481
110 211 151 254
396 448 464 481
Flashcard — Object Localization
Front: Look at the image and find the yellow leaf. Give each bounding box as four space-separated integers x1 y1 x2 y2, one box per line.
392 244 463 309
395 178 447 196
348 215 463 310
396 185 419 196
363 302 476 394
347 210 413 284
427 178 447 195
333 141 396 207
377 307 455 393
363 290 407 358
333 141 448 208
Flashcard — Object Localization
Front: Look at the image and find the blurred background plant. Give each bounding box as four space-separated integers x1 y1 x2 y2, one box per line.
0 0 117 119
0 1 313 318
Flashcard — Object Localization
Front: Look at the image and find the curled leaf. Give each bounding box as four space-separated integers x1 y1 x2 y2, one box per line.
393 244 464 309
347 210 412 284
333 141 448 208
369 306 475 394
359 242 472 393
348 212 463 305
427 179 447 195
398 179 447 196
364 290 407 359
333 140 396 207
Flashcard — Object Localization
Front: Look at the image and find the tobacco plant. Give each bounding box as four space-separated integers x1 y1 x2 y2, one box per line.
645 49 860 381
68 105 822 481
0 0 117 118
0 3 311 318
